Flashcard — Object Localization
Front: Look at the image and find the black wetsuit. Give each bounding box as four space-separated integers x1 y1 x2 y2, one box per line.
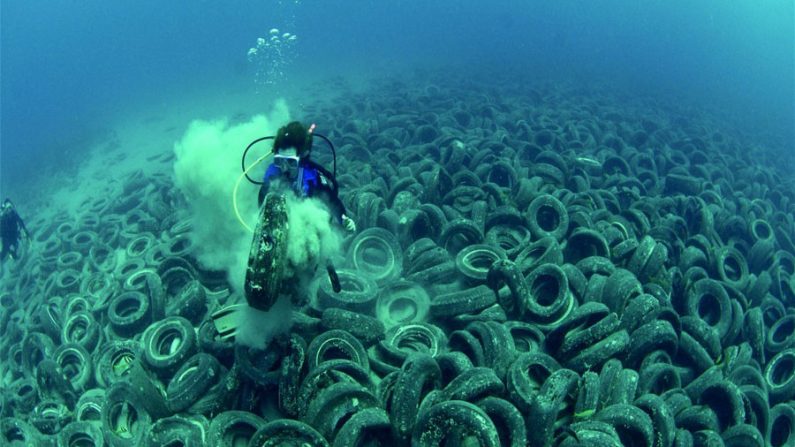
1 209 28 261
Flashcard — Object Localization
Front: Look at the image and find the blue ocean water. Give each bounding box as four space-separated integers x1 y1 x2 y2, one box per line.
0 0 795 192
2 0 792 201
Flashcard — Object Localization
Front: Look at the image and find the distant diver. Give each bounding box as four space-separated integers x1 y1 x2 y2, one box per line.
0 199 30 262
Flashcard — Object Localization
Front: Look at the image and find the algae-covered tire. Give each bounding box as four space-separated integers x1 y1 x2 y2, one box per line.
526 194 569 241
0 417 40 445
144 415 208 447
390 354 442 440
769 403 795 447
166 352 222 413
30 400 70 435
95 340 141 388
248 419 329 447
101 381 153 447
208 411 266 447
35 359 77 409
411 400 500 447
347 227 403 285
245 193 288 312
53 342 93 393
58 420 105 446
765 348 795 403
107 291 152 337
304 382 380 441
321 308 385 347
476 397 527 447
440 367 504 402
595 404 654 447
307 329 369 371
317 269 378 314
332 407 394 447
75 388 106 422
141 316 197 377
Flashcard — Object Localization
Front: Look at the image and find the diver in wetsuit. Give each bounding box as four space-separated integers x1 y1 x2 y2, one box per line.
258 121 356 232
211 122 354 338
0 199 30 262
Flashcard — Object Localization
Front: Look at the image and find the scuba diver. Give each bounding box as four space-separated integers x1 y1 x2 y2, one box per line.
0 199 30 263
212 121 353 343
258 121 355 232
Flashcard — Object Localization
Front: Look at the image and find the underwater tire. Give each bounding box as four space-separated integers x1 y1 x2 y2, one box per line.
165 352 222 413
390 354 442 440
0 417 40 445
411 400 500 447
768 403 795 447
375 323 446 371
75 388 106 422
514 236 564 275
439 366 504 403
61 311 101 353
297 359 373 419
95 340 141 388
101 381 153 447
476 396 527 447
58 420 105 447
438 218 484 255
505 352 560 413
29 400 71 435
234 342 282 389
375 280 431 329
430 285 496 318
526 194 569 241
207 410 266 447
196 318 235 366
245 193 289 312
107 291 152 338
143 415 208 447
53 342 93 393
563 228 610 264
141 316 197 377
347 228 404 285
765 348 795 403
595 404 654 447
332 407 394 447
321 308 385 347
317 269 378 314
456 244 506 285
766 314 795 354
166 280 208 325
248 419 330 447
307 329 370 372
304 382 380 441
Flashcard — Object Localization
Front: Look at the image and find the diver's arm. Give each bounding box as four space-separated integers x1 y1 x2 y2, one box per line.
327 193 347 225
310 161 355 231
316 183 355 231
17 215 30 239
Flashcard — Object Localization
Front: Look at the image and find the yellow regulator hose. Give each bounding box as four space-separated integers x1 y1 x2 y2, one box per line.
233 152 272 233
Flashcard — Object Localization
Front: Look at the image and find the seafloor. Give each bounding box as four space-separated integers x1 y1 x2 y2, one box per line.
1 70 794 446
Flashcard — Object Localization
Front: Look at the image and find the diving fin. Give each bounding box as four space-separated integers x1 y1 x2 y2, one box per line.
211 304 248 341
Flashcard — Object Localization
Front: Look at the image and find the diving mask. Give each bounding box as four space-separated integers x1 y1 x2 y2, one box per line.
273 152 301 180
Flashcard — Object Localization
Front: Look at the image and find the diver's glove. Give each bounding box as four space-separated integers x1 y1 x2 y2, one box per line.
342 214 356 233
